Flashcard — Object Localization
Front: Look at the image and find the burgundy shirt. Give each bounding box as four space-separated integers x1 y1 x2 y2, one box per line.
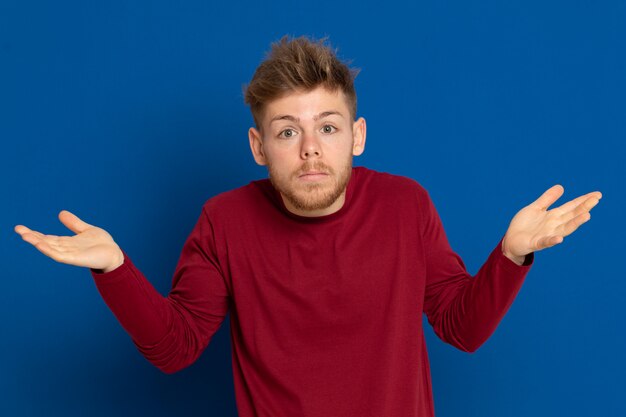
91 167 533 416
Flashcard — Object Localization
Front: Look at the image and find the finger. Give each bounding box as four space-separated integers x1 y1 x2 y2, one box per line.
19 231 43 247
19 231 61 248
31 239 76 264
15 225 39 236
532 185 565 211
558 211 592 238
16 226 76 263
536 235 564 250
15 225 60 241
29 238 60 259
15 226 45 244
59 210 94 234
559 197 600 223
28 230 48 240
553 191 602 215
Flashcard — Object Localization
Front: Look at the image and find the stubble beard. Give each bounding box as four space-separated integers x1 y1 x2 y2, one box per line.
267 158 353 213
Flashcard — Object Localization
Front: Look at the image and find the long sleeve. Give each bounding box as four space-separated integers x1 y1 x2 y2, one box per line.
90 207 231 373
421 191 533 353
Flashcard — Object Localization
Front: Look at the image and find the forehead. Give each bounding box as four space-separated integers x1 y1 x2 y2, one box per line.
262 86 350 124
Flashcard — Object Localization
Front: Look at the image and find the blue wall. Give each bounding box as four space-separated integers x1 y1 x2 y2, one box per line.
2 1 624 416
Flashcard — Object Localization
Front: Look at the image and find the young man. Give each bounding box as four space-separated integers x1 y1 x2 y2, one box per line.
15 36 601 416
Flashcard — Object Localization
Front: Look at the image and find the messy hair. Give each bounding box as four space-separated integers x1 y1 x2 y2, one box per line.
243 35 360 129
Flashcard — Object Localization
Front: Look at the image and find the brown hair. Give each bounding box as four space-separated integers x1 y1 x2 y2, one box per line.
243 35 360 129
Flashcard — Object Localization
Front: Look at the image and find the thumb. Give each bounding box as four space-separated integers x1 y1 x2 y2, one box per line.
58 210 94 234
532 184 565 211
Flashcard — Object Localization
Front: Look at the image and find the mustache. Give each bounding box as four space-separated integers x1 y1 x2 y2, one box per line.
294 161 334 177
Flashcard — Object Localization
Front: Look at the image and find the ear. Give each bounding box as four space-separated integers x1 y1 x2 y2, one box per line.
352 117 367 156
248 127 267 166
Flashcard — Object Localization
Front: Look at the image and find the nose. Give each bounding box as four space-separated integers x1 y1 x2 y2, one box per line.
300 131 322 159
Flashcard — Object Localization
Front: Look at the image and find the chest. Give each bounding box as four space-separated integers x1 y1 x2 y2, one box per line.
223 213 426 345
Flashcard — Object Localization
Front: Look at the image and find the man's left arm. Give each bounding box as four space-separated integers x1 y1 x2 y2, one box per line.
422 184 601 352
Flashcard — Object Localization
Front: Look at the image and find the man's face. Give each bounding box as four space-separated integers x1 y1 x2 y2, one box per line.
248 86 366 217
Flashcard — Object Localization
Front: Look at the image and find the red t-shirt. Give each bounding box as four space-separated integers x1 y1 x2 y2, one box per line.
91 167 533 417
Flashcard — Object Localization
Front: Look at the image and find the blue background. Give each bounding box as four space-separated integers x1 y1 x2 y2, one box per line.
2 1 624 416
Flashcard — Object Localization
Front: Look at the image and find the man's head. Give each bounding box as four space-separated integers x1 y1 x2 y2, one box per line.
244 36 367 217
244 35 359 130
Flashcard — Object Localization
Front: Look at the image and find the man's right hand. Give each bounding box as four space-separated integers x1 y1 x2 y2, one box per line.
14 210 124 273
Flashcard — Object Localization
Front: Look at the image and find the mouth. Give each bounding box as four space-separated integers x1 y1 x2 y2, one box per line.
298 171 329 181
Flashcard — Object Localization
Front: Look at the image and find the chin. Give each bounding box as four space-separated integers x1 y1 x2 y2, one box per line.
287 184 344 212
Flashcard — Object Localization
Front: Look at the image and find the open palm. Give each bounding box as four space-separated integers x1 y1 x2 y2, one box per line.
14 210 124 272
502 185 602 263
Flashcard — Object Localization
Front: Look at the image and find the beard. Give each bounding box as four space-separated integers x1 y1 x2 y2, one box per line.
267 157 353 213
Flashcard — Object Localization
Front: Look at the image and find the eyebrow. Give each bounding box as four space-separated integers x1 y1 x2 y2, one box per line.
269 110 344 124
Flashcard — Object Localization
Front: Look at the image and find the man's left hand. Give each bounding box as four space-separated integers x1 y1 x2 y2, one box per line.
502 185 602 265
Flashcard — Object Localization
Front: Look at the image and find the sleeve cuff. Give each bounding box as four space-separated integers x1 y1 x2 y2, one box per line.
90 249 134 284
497 237 534 270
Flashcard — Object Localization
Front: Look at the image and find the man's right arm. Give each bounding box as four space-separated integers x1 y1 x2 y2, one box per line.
15 208 231 374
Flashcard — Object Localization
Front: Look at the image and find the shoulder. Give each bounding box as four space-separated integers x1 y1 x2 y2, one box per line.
351 167 437 236
198 179 276 226
203 181 260 208
353 166 431 204
197 180 262 216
